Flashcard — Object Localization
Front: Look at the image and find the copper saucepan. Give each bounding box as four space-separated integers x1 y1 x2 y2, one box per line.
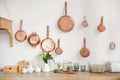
28 32 40 48
41 26 56 52
55 38 63 55
80 38 90 57
98 16 106 32
58 1 74 32
15 20 27 42
82 15 88 27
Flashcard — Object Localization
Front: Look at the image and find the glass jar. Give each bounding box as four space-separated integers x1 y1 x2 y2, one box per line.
74 63 79 71
80 65 86 72
67 62 73 72
62 60 68 71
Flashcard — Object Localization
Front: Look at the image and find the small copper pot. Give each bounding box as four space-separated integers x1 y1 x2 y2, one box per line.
80 38 90 57
55 38 63 55
82 15 88 27
98 16 106 32
28 32 40 48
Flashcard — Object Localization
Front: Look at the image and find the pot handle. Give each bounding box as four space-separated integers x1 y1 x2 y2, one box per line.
20 19 23 30
65 1 67 15
47 26 49 38
58 38 60 47
84 38 86 48
101 16 103 24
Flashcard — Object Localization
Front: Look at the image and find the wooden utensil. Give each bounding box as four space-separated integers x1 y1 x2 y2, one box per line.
82 15 88 27
80 38 90 57
28 32 40 48
15 20 27 42
55 38 63 55
41 26 56 52
98 16 106 32
58 1 74 32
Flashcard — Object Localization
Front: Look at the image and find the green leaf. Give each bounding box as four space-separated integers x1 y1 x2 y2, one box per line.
43 58 47 64
36 51 54 64
37 53 43 60
46 53 52 60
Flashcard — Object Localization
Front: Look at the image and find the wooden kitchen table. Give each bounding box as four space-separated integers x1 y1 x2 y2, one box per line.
0 72 120 80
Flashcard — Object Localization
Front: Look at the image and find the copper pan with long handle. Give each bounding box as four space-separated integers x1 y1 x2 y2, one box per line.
55 38 63 55
15 20 27 42
58 1 74 32
98 16 106 32
80 38 90 57
41 26 56 52
82 15 88 27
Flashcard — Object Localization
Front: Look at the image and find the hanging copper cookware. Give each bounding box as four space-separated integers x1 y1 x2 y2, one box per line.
82 15 88 27
98 16 106 32
80 38 90 57
55 38 63 55
109 41 116 50
41 26 55 52
58 1 74 32
28 32 40 48
15 20 27 42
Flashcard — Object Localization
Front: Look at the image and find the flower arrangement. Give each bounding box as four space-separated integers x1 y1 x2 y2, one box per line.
37 51 54 64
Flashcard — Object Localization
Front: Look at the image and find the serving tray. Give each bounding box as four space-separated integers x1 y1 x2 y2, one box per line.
53 69 78 74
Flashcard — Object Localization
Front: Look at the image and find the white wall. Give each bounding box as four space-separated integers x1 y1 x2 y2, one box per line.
0 0 120 68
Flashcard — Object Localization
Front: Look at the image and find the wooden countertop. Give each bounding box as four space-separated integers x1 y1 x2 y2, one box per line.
0 72 120 80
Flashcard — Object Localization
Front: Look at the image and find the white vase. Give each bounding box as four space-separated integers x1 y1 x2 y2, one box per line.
43 63 50 72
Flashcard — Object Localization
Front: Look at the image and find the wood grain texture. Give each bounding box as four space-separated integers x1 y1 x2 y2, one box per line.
0 72 120 80
0 17 13 47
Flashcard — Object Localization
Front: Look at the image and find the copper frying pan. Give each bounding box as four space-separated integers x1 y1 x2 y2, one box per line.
55 38 63 55
28 32 40 48
80 38 90 57
98 16 106 32
41 26 56 52
82 15 88 27
15 20 27 42
58 1 74 32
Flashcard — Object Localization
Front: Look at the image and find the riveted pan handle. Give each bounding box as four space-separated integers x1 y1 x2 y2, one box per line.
58 38 60 47
65 1 67 15
84 38 86 48
101 16 103 24
47 26 49 38
20 19 23 30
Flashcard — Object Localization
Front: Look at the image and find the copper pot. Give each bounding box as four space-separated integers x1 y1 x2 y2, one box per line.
55 38 63 55
41 26 55 52
82 15 88 27
80 38 90 57
28 32 40 48
15 20 27 42
58 2 74 32
98 16 106 32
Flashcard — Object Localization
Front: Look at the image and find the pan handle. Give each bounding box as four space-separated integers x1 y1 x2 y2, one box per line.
65 1 67 15
47 26 49 38
83 15 86 21
58 38 60 47
101 16 103 24
20 19 23 30
84 37 86 48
